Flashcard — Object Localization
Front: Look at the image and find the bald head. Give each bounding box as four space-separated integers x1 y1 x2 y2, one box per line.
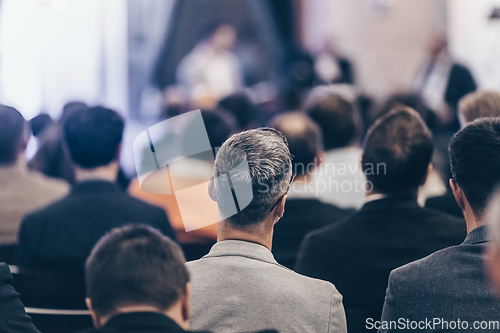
459 90 500 127
0 105 27 165
271 112 322 176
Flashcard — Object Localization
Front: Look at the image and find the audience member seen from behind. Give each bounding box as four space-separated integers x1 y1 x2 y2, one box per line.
80 224 205 333
0 262 40 332
218 92 259 130
380 118 500 332
270 113 354 269
296 107 466 333
426 90 500 217
29 101 88 184
0 105 68 249
187 128 347 333
15 106 175 272
306 90 366 209
458 90 500 128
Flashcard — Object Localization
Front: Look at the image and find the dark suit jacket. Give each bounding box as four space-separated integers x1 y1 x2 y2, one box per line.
0 263 39 333
272 198 354 269
77 311 278 333
425 192 463 218
15 180 175 271
78 312 204 333
296 196 466 333
445 63 476 112
380 226 500 332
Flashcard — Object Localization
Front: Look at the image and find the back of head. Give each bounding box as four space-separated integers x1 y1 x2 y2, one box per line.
218 92 257 130
362 107 433 195
375 93 428 124
0 105 26 165
449 118 500 218
200 109 236 148
85 224 189 318
30 114 53 137
214 128 292 227
307 93 357 150
63 106 124 169
458 90 500 127
271 113 322 176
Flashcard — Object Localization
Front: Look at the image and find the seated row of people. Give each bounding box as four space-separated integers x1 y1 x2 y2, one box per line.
2 89 500 332
4 113 500 332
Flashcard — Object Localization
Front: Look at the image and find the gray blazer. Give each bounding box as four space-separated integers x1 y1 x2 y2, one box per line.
187 240 347 333
380 226 500 332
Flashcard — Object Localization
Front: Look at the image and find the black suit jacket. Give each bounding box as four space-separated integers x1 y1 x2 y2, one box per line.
78 312 204 333
296 196 466 333
77 311 278 333
15 180 175 271
272 198 354 269
0 263 39 333
445 63 476 112
380 226 500 332
425 192 463 218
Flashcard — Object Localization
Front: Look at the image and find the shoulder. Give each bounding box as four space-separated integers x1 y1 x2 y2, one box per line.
418 207 466 232
120 192 163 211
304 214 355 243
391 244 461 283
21 192 70 224
0 263 10 281
420 206 463 222
25 170 70 194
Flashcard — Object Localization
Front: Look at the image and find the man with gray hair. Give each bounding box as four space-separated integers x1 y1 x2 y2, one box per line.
187 128 347 333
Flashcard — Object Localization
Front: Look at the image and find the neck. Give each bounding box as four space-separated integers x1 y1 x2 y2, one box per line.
75 161 119 182
97 304 187 330
464 207 486 234
217 220 274 251
1 154 26 169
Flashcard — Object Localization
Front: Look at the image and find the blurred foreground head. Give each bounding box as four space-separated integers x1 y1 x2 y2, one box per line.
85 224 190 329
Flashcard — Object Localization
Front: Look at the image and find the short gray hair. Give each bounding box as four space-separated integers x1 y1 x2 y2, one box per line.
214 128 292 227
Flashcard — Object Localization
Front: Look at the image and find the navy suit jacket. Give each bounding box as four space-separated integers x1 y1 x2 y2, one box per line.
380 226 500 332
15 180 175 271
296 196 466 333
272 198 354 269
0 263 39 333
